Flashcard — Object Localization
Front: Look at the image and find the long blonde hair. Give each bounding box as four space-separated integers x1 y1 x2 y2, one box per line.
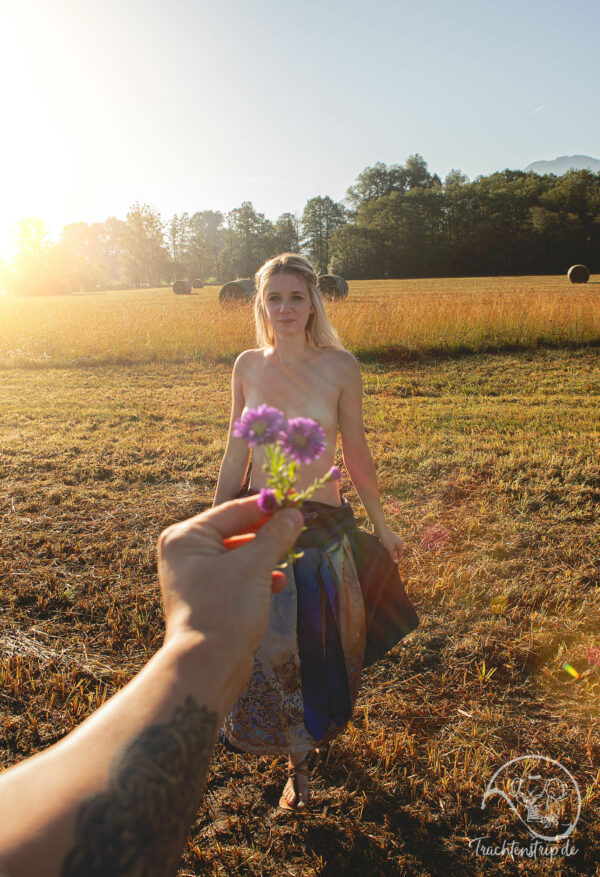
254 253 345 350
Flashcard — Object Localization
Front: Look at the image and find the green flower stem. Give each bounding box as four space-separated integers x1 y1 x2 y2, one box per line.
258 440 336 566
293 470 335 503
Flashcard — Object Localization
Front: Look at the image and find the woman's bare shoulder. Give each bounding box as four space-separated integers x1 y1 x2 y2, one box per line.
233 348 267 372
319 348 359 373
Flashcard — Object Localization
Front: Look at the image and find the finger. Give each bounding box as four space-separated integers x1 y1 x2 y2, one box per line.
189 496 270 540
224 535 288 592
243 507 303 571
271 570 287 593
221 512 273 549
223 533 256 551
392 546 403 564
239 515 272 534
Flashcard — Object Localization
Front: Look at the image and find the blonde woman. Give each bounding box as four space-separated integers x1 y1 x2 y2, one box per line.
213 253 404 810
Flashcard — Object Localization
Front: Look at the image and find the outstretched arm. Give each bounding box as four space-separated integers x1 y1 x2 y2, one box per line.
0 498 303 877
338 353 404 563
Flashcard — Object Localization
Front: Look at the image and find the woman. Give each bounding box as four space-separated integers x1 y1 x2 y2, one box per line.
213 253 404 810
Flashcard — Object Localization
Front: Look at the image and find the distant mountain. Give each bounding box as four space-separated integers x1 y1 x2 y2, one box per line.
524 154 600 175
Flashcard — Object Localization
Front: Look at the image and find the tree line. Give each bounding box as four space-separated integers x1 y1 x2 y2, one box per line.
2 154 599 295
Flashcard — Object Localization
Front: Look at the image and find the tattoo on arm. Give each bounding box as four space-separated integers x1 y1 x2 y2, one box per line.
61 696 217 877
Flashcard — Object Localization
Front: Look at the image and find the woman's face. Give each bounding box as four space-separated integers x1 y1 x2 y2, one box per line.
263 272 314 334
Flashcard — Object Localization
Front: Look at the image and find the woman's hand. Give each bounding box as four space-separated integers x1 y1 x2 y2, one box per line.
374 524 404 564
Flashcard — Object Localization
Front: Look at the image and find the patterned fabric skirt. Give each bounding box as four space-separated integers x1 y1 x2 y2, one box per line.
221 491 366 755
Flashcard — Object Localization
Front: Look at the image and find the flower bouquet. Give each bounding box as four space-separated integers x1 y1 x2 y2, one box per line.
222 404 341 570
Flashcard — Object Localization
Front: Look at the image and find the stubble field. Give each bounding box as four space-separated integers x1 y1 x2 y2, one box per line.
1 275 600 875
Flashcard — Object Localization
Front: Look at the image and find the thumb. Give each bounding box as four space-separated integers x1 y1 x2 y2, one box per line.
243 507 304 571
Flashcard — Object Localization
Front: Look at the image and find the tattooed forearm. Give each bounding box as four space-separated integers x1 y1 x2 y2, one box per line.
61 696 217 877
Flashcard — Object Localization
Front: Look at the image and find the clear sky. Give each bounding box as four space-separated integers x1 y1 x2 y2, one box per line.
1 0 598 258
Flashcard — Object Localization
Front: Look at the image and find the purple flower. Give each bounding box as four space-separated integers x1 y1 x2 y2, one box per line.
258 487 278 514
329 465 342 481
280 417 326 464
233 405 285 447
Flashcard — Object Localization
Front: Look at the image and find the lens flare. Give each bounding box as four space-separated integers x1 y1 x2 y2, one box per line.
562 662 580 680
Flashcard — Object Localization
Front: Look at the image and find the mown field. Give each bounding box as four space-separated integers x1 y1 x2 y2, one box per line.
1 276 600 875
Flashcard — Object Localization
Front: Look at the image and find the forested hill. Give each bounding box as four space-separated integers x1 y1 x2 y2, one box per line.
4 155 600 294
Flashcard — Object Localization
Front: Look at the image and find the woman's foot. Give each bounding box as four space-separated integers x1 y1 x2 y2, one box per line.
279 752 310 811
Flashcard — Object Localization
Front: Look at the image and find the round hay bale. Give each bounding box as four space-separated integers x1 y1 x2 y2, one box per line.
192 278 204 289
567 264 590 284
219 278 255 305
318 274 349 300
173 280 192 295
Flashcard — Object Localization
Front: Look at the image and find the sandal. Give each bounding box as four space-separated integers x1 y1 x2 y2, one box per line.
279 755 310 811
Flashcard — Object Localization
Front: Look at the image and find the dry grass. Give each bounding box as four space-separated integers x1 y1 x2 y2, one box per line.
0 275 598 368
337 277 600 358
1 281 600 874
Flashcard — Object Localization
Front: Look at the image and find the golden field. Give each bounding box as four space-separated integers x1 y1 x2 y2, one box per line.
0 274 599 367
1 276 599 875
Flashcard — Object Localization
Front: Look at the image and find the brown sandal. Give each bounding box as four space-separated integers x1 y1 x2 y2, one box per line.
279 756 310 811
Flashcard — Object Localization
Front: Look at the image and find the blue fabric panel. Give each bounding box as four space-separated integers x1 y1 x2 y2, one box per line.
294 547 351 741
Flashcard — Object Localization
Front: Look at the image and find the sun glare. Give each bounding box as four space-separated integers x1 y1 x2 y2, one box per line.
0 8 83 261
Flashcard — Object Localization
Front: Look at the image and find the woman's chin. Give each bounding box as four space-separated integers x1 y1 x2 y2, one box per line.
274 324 305 336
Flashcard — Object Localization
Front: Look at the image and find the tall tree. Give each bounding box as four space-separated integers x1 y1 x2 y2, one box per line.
121 203 167 287
167 213 193 280
405 153 438 189
189 211 225 281
60 221 121 289
301 196 346 274
12 218 48 263
273 212 300 254
329 225 385 279
9 218 75 295
222 202 274 279
346 162 408 208
99 218 128 285
444 169 469 189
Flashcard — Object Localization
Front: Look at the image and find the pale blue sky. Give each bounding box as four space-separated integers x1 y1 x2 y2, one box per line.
1 0 598 256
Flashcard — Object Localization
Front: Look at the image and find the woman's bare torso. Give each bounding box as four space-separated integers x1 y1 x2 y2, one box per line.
242 347 345 506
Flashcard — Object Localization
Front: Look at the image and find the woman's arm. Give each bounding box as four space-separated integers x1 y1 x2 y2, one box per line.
213 352 252 506
338 354 404 562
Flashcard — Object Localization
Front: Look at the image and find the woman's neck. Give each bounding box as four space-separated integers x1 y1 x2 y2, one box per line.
269 334 314 365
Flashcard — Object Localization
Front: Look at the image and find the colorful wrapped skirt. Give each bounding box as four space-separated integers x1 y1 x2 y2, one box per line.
221 491 366 755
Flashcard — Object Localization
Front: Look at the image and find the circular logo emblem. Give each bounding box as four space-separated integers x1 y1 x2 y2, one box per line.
481 755 581 842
